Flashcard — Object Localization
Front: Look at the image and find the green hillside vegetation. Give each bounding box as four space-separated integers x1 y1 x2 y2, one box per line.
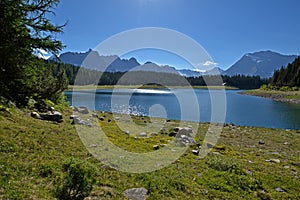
270 57 300 88
243 57 300 103
0 107 300 199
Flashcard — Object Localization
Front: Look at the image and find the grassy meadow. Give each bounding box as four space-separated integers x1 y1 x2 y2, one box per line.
0 106 299 199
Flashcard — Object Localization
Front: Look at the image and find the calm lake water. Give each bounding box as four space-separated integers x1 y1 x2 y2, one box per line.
65 89 300 130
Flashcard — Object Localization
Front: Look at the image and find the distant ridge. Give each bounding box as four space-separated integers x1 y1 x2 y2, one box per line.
224 50 298 78
51 50 298 78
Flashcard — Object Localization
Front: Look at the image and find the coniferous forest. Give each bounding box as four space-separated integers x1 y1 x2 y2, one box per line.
270 57 300 87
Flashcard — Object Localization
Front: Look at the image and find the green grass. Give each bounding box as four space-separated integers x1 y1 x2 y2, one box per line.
242 89 300 103
0 106 299 199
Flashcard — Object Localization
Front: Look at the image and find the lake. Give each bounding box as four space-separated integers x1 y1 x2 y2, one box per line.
65 89 300 130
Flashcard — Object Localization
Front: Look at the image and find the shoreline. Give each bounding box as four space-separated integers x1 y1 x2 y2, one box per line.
66 85 238 91
239 89 300 104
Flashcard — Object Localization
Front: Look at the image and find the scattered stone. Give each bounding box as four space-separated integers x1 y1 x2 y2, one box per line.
246 170 253 175
123 188 149 200
31 112 41 119
70 115 78 119
197 173 203 177
90 144 97 148
283 142 289 145
283 165 290 169
275 187 285 193
175 127 192 137
91 113 98 118
270 159 281 164
153 145 159 150
125 130 130 135
248 160 254 164
206 143 213 149
258 140 265 145
139 132 147 137
72 117 92 127
192 149 199 155
114 117 120 120
40 111 63 123
76 106 89 114
168 132 177 137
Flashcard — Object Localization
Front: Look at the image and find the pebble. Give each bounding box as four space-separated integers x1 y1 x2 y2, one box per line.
275 187 285 193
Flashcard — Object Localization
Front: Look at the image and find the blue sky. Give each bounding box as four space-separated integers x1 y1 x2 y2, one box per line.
50 0 300 70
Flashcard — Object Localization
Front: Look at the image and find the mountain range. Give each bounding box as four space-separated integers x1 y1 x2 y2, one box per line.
52 49 298 78
223 50 298 78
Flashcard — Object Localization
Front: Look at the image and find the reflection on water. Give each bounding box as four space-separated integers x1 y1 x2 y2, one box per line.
65 89 300 130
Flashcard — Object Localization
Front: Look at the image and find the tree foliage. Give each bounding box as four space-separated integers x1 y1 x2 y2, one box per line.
0 0 66 106
270 57 300 87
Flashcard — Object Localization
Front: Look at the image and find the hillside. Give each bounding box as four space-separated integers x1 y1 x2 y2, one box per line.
224 51 297 78
0 106 299 199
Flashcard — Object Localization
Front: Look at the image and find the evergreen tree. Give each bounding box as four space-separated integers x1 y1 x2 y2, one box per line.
0 0 65 106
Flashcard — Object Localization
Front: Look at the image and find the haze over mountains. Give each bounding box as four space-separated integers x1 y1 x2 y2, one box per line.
53 49 298 78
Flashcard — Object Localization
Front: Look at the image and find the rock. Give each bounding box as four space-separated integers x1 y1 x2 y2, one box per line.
153 145 159 150
258 140 265 145
270 159 281 164
31 112 41 119
70 115 78 119
40 111 63 123
206 143 213 149
139 132 147 137
168 132 177 137
275 187 285 193
123 188 149 200
283 165 290 169
175 127 192 137
76 106 89 114
72 117 92 127
283 142 289 145
125 130 130 135
91 113 98 118
192 149 199 155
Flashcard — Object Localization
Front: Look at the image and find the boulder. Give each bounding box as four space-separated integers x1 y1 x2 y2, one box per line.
123 188 149 200
31 112 41 119
258 140 265 145
72 117 92 127
153 145 159 150
139 132 147 137
40 111 63 123
75 106 89 114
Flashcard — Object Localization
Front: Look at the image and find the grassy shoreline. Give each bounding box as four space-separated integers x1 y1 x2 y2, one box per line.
240 89 300 104
0 106 299 199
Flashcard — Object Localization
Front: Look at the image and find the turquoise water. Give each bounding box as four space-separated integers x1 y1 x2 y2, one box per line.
65 89 300 130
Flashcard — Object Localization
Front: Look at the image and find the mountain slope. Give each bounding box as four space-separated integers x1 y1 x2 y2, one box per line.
224 51 298 77
56 49 140 72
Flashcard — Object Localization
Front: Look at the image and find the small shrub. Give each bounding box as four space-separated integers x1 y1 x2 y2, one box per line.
206 155 242 174
54 158 98 200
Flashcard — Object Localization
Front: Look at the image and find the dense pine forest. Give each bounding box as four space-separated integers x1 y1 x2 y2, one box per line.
270 57 300 88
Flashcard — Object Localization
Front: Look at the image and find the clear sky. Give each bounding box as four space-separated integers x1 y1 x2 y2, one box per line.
49 0 300 70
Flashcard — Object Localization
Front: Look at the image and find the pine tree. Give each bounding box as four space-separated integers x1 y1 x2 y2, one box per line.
0 0 65 106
